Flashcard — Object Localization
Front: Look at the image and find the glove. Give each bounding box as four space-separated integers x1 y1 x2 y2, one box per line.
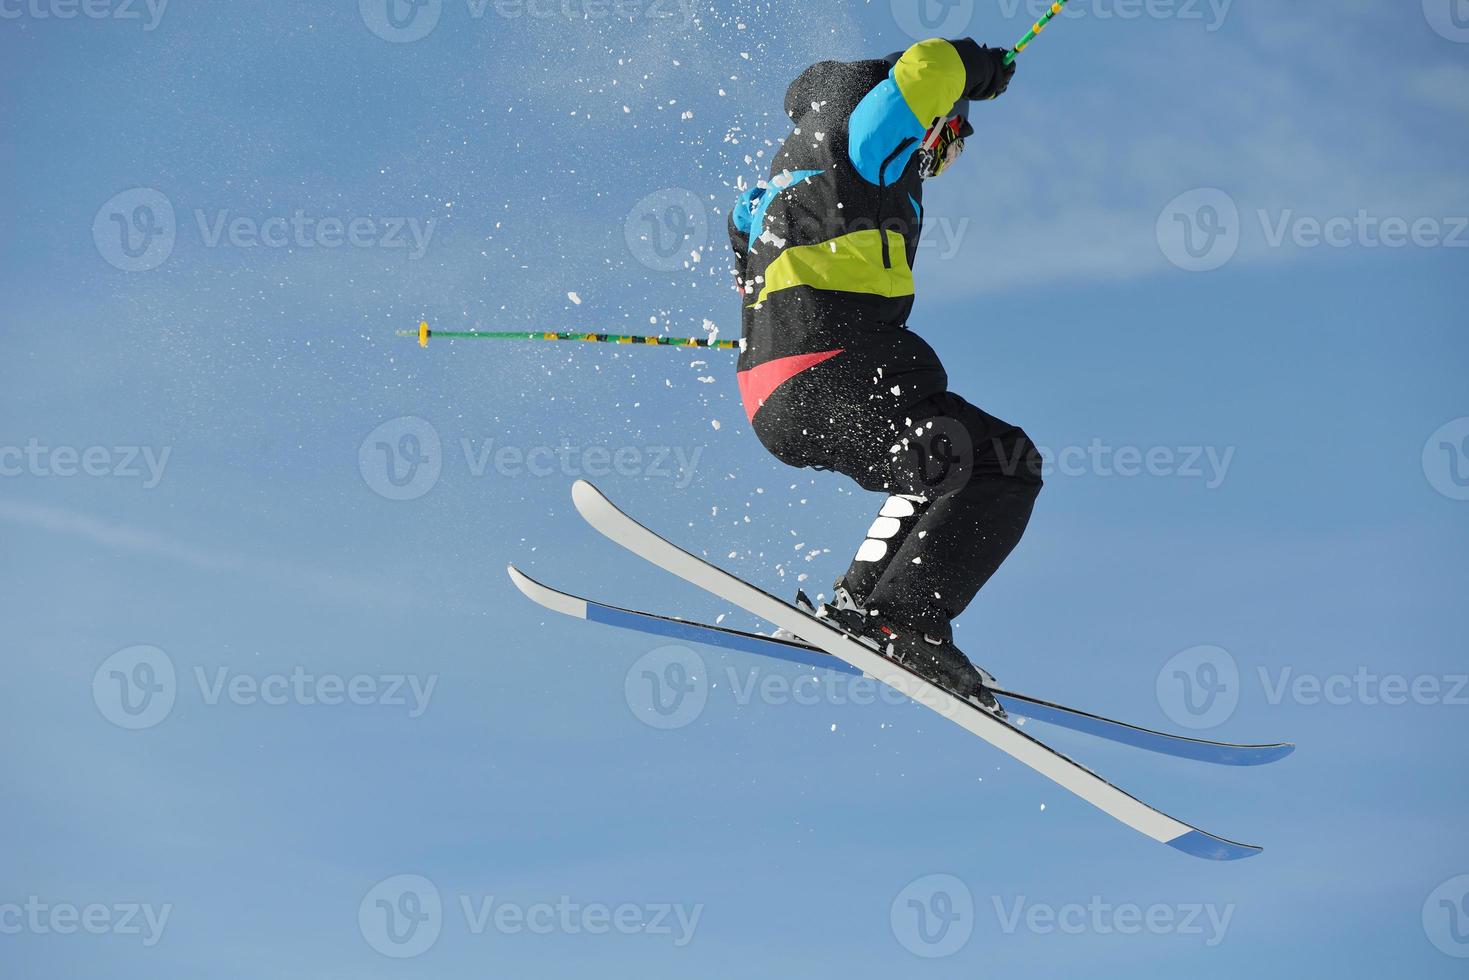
966 45 1016 101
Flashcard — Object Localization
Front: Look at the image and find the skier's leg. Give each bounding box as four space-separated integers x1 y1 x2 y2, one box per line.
836 492 929 604
862 392 1043 639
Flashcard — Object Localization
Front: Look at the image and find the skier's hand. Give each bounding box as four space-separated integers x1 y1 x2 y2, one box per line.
966 45 1016 101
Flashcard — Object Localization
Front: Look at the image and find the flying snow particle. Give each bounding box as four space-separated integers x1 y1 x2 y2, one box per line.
567 292 582 305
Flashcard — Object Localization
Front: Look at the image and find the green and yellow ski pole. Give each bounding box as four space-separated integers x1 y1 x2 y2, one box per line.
920 0 1071 152
400 321 741 350
1008 0 1072 63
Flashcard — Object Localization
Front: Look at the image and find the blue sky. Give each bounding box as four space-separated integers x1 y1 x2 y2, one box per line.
2 0 1467 976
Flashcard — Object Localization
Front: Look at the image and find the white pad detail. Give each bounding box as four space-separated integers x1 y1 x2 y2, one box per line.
866 516 902 540
853 539 888 563
879 495 918 519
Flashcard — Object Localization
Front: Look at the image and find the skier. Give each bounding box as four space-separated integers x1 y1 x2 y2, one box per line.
728 38 1043 710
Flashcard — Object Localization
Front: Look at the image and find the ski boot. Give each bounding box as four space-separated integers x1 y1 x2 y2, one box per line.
803 581 1005 717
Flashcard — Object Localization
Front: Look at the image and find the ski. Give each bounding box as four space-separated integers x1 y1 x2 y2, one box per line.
561 479 1274 861
506 564 1294 767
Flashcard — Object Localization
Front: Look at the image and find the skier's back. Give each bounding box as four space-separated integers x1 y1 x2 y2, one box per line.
729 37 1043 708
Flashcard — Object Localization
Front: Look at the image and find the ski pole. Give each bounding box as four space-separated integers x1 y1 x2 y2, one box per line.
400 321 742 350
924 1 1073 150
1007 0 1072 64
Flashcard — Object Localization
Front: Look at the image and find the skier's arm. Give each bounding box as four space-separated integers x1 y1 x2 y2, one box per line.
847 38 1013 185
728 184 765 296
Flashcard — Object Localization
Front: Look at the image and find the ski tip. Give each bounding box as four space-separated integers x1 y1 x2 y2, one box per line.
506 564 588 620
1178 739 1296 767
570 479 610 520
1250 742 1296 765
1166 829 1263 861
